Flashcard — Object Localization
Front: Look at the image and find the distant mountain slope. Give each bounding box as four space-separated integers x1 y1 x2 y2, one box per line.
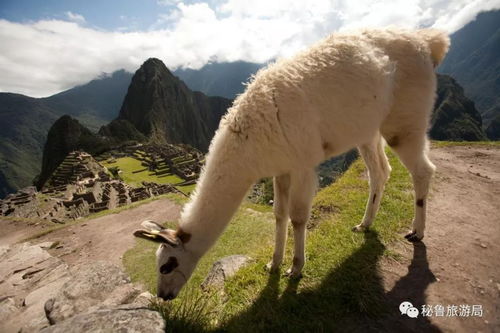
36 115 110 188
0 71 132 198
102 58 232 151
438 10 500 132
430 75 487 141
0 93 59 198
174 61 264 99
43 70 133 131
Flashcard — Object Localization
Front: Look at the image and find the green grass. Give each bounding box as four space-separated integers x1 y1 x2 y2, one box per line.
102 157 184 186
431 140 500 148
122 149 416 332
101 156 195 194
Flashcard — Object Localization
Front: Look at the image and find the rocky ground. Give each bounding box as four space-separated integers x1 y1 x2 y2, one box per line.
0 197 181 332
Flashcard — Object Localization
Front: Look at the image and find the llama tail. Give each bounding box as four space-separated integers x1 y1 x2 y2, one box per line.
417 29 450 67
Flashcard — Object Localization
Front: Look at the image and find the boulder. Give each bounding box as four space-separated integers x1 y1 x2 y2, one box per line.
201 255 251 290
0 243 70 332
44 261 131 324
41 308 165 333
0 243 164 333
0 297 17 321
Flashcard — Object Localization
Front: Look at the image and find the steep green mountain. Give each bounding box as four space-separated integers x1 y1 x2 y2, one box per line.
174 61 264 99
102 58 232 151
36 115 110 188
430 75 487 141
486 113 500 140
43 70 133 131
0 93 60 198
98 119 147 143
0 71 132 198
438 10 500 134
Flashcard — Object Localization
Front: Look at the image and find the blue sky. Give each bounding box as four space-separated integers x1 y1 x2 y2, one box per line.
0 0 165 30
1 0 499 97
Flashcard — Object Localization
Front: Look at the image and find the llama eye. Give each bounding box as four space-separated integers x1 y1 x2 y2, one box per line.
160 257 179 274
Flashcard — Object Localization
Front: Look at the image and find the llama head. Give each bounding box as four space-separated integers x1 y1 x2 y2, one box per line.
133 220 196 300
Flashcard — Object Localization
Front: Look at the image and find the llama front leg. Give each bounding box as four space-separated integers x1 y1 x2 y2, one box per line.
267 174 291 272
353 135 391 232
286 169 317 278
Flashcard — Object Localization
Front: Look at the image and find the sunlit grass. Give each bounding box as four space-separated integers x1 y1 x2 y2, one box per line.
102 156 196 194
431 140 500 147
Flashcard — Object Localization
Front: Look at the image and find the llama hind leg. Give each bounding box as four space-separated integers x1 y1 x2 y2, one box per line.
353 134 391 232
267 174 291 273
389 135 435 242
286 168 317 278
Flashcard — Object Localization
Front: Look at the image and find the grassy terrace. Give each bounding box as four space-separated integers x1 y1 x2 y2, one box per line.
123 148 415 332
101 156 195 194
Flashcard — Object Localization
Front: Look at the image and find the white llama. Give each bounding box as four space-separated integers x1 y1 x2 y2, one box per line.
134 28 449 300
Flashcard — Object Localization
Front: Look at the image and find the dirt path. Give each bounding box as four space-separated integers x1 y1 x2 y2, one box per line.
379 145 500 332
33 198 181 267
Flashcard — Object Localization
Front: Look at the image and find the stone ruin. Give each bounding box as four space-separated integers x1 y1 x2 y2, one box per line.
0 151 180 223
99 143 204 186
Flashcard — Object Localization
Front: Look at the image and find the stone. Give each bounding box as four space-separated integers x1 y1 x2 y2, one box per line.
38 241 56 249
0 297 17 321
0 243 70 333
201 255 251 290
132 291 155 307
40 308 165 333
101 284 142 307
44 261 131 324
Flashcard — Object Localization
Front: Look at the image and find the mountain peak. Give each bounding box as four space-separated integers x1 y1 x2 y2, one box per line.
140 58 174 76
110 59 232 151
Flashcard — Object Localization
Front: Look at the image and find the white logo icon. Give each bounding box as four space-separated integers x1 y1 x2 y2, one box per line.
400 301 419 318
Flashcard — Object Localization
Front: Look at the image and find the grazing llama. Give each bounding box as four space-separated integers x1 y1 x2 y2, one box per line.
134 28 449 300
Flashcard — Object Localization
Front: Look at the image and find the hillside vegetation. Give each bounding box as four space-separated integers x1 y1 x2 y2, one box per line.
430 75 487 141
438 10 500 133
123 148 415 331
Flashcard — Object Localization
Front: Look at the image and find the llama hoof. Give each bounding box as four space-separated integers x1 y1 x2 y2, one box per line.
352 224 368 233
265 261 280 274
405 231 423 243
404 230 416 239
284 268 303 279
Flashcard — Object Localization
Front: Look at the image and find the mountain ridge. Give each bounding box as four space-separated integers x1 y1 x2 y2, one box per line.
102 58 232 151
438 9 500 133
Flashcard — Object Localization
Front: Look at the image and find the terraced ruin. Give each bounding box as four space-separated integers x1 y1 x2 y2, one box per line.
99 143 203 191
0 151 182 222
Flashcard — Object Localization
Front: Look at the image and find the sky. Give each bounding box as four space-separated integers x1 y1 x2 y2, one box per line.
1 0 499 97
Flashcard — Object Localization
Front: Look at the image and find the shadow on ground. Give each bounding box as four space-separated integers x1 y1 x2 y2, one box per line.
218 232 440 332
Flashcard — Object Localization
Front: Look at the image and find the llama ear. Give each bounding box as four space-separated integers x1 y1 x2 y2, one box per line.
140 220 165 232
133 228 180 247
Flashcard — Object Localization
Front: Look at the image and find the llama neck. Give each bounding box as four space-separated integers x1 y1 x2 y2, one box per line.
179 131 255 258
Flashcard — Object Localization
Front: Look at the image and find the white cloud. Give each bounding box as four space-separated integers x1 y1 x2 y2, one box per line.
1 0 499 97
65 11 86 24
